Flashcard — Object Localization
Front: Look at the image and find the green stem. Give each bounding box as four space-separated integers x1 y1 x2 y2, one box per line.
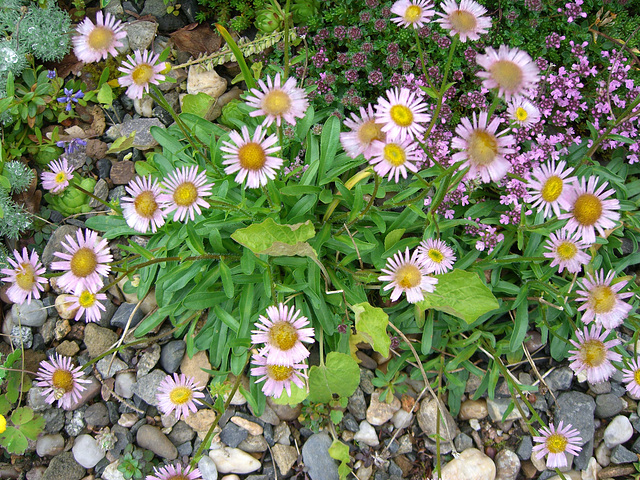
73 183 120 214
414 29 436 91
424 35 459 138
486 95 501 119
335 173 380 236
474 256 546 265
283 0 291 79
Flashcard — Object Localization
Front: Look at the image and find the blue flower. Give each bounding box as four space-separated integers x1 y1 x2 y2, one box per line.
57 88 84 112
57 138 87 154
47 70 57 79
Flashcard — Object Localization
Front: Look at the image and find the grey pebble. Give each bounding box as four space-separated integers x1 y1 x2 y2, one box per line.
589 381 611 395
545 367 573 392
43 408 65 434
454 432 474 452
136 424 177 460
220 422 248 448
131 369 166 406
160 340 186 373
516 436 532 460
110 302 146 329
65 410 85 437
13 300 47 327
555 392 595 445
595 393 624 418
84 403 110 427
347 387 367 420
42 451 85 480
198 455 218 480
610 444 638 464
167 420 195 445
301 433 339 480
11 325 32 348
573 438 593 471
342 413 359 432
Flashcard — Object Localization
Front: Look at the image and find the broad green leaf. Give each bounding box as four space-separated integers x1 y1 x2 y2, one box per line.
18 415 44 440
308 352 359 403
271 382 308 405
328 440 352 480
0 426 28 454
417 269 499 324
97 83 113 108
384 229 405 251
11 407 33 425
351 302 390 357
106 132 136 154
232 218 315 256
182 92 215 118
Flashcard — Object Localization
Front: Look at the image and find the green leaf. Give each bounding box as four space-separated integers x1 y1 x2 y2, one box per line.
0 396 11 416
308 352 360 403
416 269 499 324
384 229 405 251
182 92 215 118
97 83 113 108
509 302 530 353
0 426 28 454
215 24 257 90
18 415 44 440
107 132 136 154
328 439 352 480
11 407 33 425
351 302 390 357
271 382 308 405
232 218 316 257
219 259 234 299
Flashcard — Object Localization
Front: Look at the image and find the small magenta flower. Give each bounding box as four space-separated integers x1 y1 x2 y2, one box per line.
622 358 640 398
41 158 75 194
251 303 315 366
416 238 456 274
251 352 308 398
379 248 438 304
532 421 582 469
36 354 91 409
146 464 202 480
568 325 622 384
57 88 84 112
1 248 47 304
156 374 206 420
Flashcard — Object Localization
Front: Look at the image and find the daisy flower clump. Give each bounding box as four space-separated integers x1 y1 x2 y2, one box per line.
436 0 492 42
147 464 202 480
36 354 91 409
575 269 633 329
390 0 436 29
416 238 456 274
379 247 438 304
543 229 590 274
568 325 622 384
527 160 576 219
451 111 515 183
1 248 47 304
245 73 309 127
559 176 620 245
118 50 166 100
221 125 283 188
476 45 540 100
157 373 206 420
121 176 167 233
251 352 308 398
375 87 430 142
159 166 213 222
72 10 126 63
41 158 74 194
532 422 582 469
507 98 541 127
368 138 421 183
51 229 113 294
622 358 640 398
340 104 386 160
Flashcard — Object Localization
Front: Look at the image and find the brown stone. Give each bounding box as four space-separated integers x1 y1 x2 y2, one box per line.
110 161 136 185
180 350 211 388
459 399 489 420
56 340 80 357
85 139 109 160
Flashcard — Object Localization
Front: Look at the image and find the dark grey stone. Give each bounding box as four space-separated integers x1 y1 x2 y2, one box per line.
595 393 624 418
555 392 595 445
374 472 390 480
94 457 110 477
347 387 367 420
263 422 274 447
360 369 375 395
516 435 532 460
110 302 146 329
219 422 247 448
97 158 112 179
611 444 638 464
589 381 611 395
43 409 65 434
610 382 627 397
109 186 127 203
454 432 474 452
11 326 32 349
632 436 640 454
388 461 402 477
153 106 173 126
84 403 110 427
42 452 85 480
110 425 132 459
130 418 147 436
106 401 120 424
545 367 573 392
32 333 45 351
573 438 593 471
301 433 340 480
342 413 359 432
177 441 193 456
383 438 399 455
538 471 556 480
168 421 195 445
160 340 186 373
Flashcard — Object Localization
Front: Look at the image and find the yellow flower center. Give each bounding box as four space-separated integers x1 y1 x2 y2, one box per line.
169 386 193 405
540 175 563 203
55 172 68 184
87 26 114 51
168 475 189 480
556 241 577 260
358 120 385 145
173 182 198 207
238 142 267 171
15 262 36 291
267 364 294 382
389 105 414 127
515 107 528 122
0 414 6 434
467 130 498 166
70 248 98 278
404 5 423 23
428 249 444 263
262 90 291 116
383 143 406 167
396 264 422 289
449 10 477 33
78 290 96 308
269 322 298 351
52 369 74 393
634 369 640 385
132 64 154 86
573 193 602 227
134 191 158 218
589 285 616 314
489 60 524 92
581 339 606 368
545 433 568 454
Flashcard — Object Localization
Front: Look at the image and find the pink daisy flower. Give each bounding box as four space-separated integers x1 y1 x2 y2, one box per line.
507 98 541 127
416 238 456 274
527 160 576 219
158 166 213 222
51 229 113 294
245 73 309 127
476 45 541 100
558 176 620 245
379 248 438 304
35 354 91 409
157 373 206 420
121 176 167 233
368 138 421 183
221 125 282 188
390 0 436 29
147 464 202 480
68 289 107 323
118 50 166 100
532 421 582 469
375 87 431 142
576 269 633 329
436 0 492 42
451 111 515 184
72 10 126 63
568 325 622 384
1 248 47 305
251 303 315 366
622 358 640 398
543 229 591 274
251 353 308 398
41 158 74 194
340 104 386 160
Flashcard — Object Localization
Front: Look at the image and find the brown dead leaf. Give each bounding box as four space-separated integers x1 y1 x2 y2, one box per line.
48 51 84 80
170 23 222 57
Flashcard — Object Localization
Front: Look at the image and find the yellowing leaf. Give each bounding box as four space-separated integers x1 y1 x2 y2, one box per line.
351 302 390 357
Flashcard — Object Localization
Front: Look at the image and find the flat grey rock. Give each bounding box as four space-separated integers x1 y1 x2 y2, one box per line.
555 392 595 445
301 433 339 480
